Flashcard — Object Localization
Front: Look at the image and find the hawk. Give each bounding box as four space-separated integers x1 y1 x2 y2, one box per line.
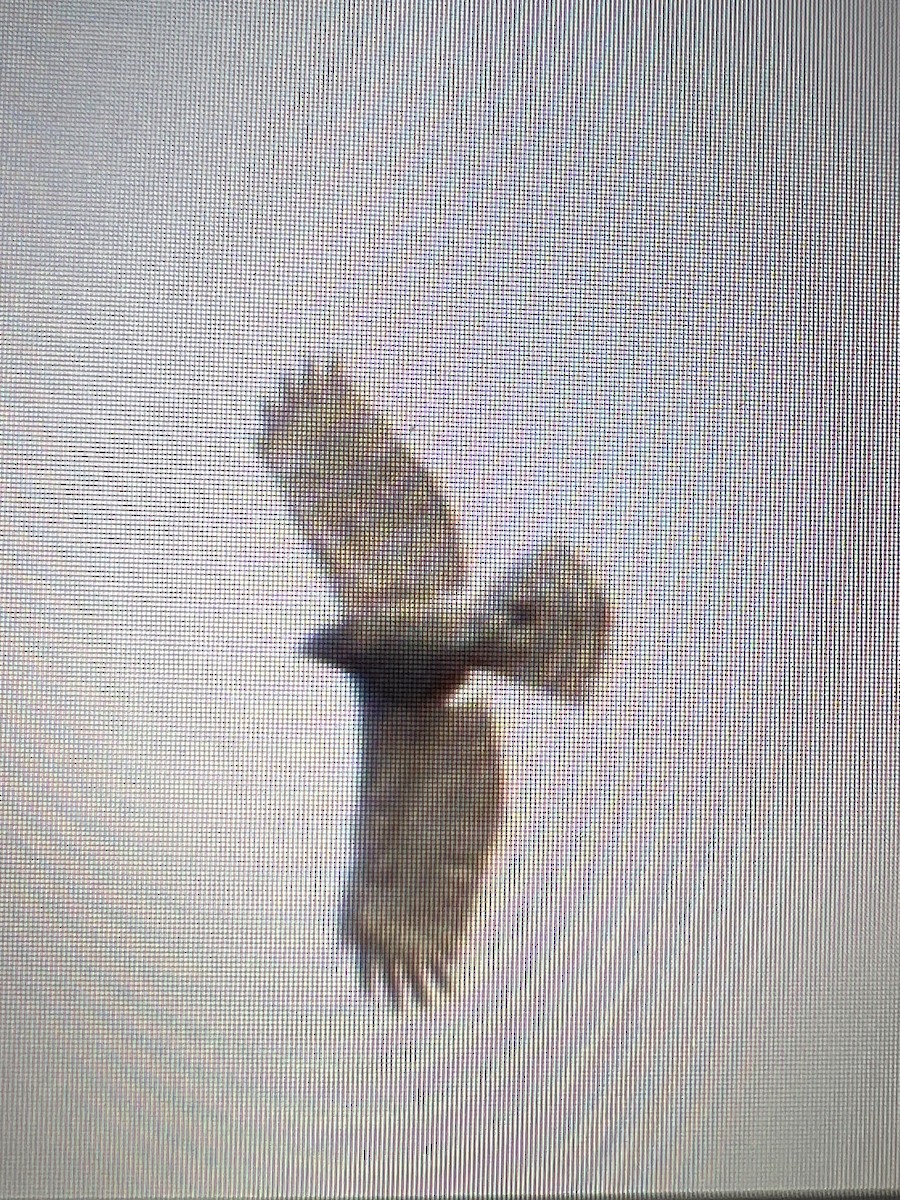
259 360 612 1003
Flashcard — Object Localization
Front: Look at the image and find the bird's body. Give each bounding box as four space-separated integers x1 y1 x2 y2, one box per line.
307 612 472 705
258 360 612 1002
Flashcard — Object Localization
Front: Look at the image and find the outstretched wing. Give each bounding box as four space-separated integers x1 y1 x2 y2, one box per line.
259 360 466 607
345 696 504 1002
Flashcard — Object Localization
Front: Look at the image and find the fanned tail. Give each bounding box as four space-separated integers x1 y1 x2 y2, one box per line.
475 541 612 700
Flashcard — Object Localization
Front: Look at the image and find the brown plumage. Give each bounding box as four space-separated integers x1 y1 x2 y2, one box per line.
259 360 611 1002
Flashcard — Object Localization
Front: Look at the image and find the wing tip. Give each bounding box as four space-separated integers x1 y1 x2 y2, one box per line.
343 914 458 1008
356 951 457 1009
279 356 350 397
260 357 359 465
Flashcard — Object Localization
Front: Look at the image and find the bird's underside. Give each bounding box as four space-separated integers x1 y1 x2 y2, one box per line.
259 361 504 1003
258 359 611 1004
347 695 504 1002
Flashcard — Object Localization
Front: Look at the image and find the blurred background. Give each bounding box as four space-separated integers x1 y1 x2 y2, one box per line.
1 1 897 1194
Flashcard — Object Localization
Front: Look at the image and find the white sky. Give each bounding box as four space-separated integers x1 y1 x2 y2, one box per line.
1 2 897 1195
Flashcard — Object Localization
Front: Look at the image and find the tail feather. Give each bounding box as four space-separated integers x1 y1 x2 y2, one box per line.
475 541 612 701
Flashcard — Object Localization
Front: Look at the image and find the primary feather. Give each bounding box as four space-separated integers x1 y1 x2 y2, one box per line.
347 697 503 1002
259 360 466 608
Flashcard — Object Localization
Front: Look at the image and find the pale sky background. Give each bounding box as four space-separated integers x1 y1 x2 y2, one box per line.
1 2 897 1195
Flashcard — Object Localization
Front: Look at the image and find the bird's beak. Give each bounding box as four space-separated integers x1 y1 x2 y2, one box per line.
302 624 343 665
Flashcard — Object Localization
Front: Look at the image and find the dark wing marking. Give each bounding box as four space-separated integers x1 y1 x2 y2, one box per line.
345 695 504 1003
259 360 466 607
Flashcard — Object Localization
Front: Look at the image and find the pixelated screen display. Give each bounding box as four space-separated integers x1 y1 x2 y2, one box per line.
1 4 896 1195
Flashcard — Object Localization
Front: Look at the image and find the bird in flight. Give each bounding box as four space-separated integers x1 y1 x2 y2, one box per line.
259 360 612 1003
